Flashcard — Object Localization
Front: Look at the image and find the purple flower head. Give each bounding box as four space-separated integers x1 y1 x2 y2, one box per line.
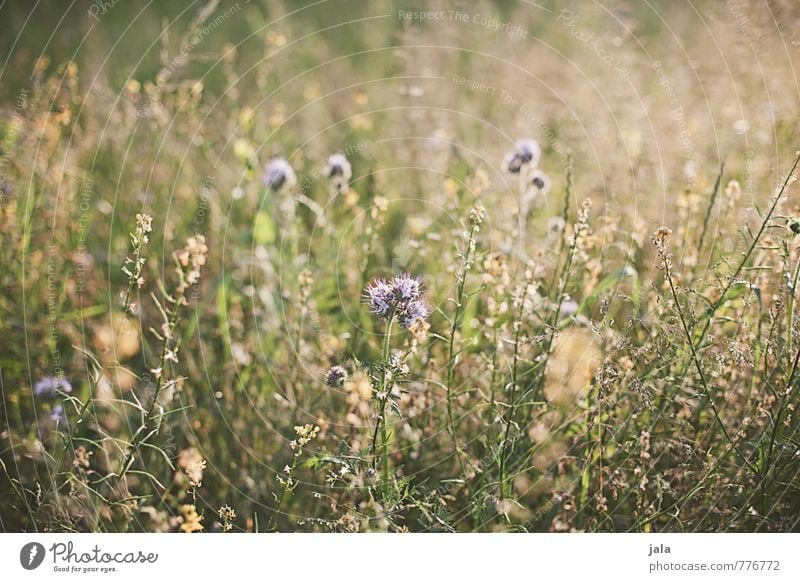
50 404 66 424
530 169 551 193
327 153 352 181
391 273 422 302
33 376 73 398
262 157 297 192
363 273 430 328
399 299 430 329
364 278 394 318
503 138 541 174
325 365 348 389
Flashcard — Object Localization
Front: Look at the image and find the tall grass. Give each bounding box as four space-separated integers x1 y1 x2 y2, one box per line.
1 0 800 533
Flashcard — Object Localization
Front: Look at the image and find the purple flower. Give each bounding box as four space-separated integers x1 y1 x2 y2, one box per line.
364 278 395 318
33 376 73 398
530 169 551 193
262 157 296 192
327 153 352 181
364 273 430 328
325 365 348 389
50 404 66 424
399 300 430 329
391 273 422 302
503 139 541 174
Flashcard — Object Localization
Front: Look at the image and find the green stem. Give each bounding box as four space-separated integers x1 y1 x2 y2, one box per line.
268 455 298 532
499 280 530 499
118 293 177 481
691 153 800 353
445 222 478 462
369 315 394 495
664 257 757 475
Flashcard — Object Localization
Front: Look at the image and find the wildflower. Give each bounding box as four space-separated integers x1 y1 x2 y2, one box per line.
325 365 348 389
121 214 153 314
503 138 541 173
175 235 208 299
135 213 153 238
364 278 394 319
50 404 66 424
289 424 320 457
529 169 551 194
788 218 800 235
219 505 236 521
652 226 672 247
33 376 73 398
399 300 430 328
218 505 236 532
178 447 206 487
391 272 422 302
179 504 204 533
327 153 352 181
652 226 673 266
363 273 430 329
327 153 353 196
262 157 296 192
469 203 486 226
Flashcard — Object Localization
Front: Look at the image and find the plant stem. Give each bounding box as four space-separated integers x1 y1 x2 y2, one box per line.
692 152 800 350
268 455 298 532
370 315 394 494
663 256 758 475
118 292 177 480
499 280 530 499
445 221 478 462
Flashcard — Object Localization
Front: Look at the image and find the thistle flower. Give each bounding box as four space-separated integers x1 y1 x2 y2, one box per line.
327 153 352 197
364 278 394 318
529 169 551 194
521 169 551 211
325 365 348 388
399 299 430 328
363 273 430 329
33 376 73 398
503 138 541 173
327 153 352 181
262 157 296 192
391 272 422 302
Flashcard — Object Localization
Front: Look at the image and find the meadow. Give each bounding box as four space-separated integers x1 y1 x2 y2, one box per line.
1 0 800 532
